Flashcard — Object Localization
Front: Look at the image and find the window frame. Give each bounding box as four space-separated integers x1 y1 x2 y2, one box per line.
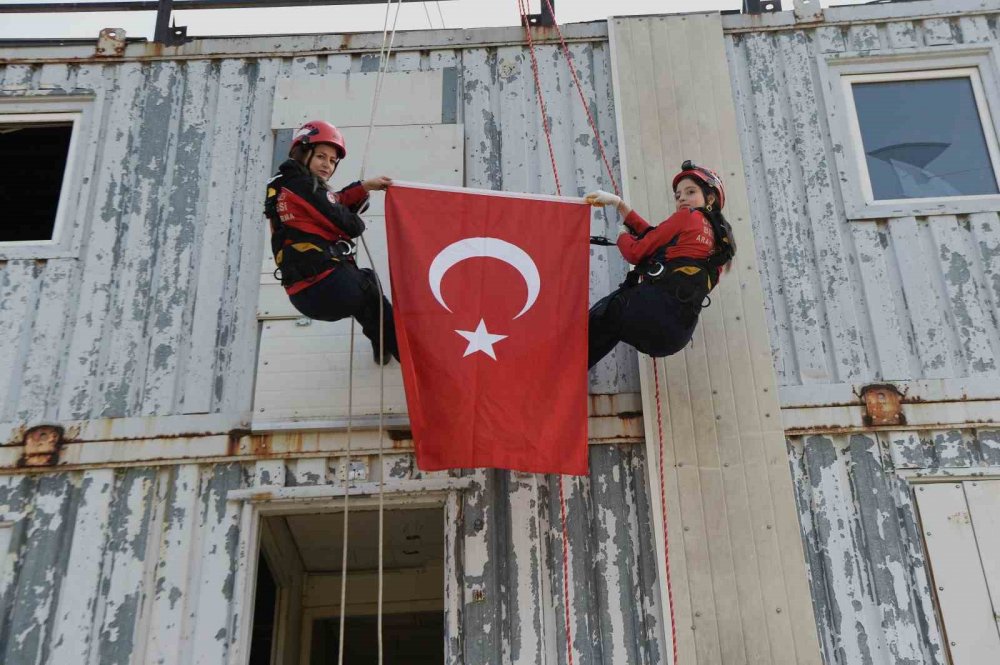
823 47 1000 220
0 98 92 259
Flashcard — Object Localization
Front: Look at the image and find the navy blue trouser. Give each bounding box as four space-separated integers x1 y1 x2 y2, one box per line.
289 262 399 363
588 280 699 369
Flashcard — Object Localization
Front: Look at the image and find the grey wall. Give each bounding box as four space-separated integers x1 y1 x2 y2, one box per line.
0 26 634 433
725 6 1000 390
0 445 662 665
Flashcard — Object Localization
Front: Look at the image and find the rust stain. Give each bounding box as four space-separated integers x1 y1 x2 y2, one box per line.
860 384 906 427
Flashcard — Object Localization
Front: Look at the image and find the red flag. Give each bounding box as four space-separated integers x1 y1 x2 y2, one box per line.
385 183 590 475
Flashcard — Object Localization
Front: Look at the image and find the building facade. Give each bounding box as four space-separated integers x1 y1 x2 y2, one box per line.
0 0 997 663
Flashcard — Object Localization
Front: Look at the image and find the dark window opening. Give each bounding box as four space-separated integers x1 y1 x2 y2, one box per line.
0 122 74 242
249 554 278 665
310 612 445 665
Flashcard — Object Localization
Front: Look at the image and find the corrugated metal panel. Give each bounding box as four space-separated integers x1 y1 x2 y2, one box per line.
786 427 1000 665
0 443 662 664
609 13 822 665
0 27 635 433
724 10 1000 392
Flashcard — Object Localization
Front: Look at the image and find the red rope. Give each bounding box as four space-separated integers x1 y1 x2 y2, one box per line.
517 0 562 196
514 8 572 663
652 361 680 664
539 0 620 197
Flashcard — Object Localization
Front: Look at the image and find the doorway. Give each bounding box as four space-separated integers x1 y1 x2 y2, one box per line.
247 506 446 665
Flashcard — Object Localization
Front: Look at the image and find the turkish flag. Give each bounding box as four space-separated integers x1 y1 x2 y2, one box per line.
385 183 590 475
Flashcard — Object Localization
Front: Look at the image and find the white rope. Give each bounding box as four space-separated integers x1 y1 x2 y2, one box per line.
358 235 388 665
337 0 398 660
359 0 404 180
336 317 356 665
435 1 446 28
422 1 434 29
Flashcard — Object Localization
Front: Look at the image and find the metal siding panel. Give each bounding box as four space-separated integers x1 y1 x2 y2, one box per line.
0 262 39 421
850 222 916 380
929 216 1000 375
614 14 821 665
184 463 244 664
915 482 1000 664
181 59 246 415
15 260 79 422
139 60 214 416
744 31 831 384
58 62 145 419
778 30 869 384
98 61 179 418
142 465 201 665
48 469 115 665
94 468 158 665
963 480 1000 640
0 475 75 665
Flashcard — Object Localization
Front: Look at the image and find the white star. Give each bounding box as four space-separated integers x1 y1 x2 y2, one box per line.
455 319 508 360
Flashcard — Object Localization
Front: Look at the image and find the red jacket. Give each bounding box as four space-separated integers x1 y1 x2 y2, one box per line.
267 159 370 294
617 206 716 266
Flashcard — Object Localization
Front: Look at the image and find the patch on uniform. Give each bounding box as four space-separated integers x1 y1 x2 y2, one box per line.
326 191 339 205
267 187 276 197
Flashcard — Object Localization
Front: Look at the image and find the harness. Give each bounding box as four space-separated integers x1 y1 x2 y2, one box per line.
629 207 736 309
264 177 356 288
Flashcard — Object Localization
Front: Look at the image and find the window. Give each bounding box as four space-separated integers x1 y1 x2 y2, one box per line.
845 70 1000 204
0 107 87 258
824 50 1000 220
0 119 75 242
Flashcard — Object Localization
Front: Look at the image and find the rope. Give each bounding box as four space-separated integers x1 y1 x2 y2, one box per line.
517 0 562 196
337 1 398 663
360 0 404 180
358 235 388 665
515 3 574 663
538 0 620 197
336 317 355 665
652 360 680 665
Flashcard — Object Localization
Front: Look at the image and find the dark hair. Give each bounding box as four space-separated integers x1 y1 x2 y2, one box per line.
674 176 719 208
289 143 312 165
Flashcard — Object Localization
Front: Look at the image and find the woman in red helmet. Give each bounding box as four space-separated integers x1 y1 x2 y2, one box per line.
584 161 736 369
265 120 399 363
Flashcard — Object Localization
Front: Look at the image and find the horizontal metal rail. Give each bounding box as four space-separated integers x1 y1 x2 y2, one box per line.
0 0 439 11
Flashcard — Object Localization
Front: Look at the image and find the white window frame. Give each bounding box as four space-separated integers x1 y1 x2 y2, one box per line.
0 97 92 259
823 47 1000 220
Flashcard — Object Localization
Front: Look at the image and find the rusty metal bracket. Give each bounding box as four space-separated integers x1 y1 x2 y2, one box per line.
793 0 823 22
859 383 907 427
743 0 782 13
95 27 126 56
526 0 555 27
21 424 65 467
153 0 190 46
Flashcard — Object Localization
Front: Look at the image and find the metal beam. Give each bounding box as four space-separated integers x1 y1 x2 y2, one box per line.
0 0 445 12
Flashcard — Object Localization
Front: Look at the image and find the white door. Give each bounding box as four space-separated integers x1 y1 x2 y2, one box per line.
914 480 1000 664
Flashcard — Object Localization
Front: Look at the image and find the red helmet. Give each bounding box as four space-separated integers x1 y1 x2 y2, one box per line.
291 120 346 159
672 160 726 210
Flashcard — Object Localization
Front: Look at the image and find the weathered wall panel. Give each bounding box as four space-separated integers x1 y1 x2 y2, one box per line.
725 8 1000 394
0 25 634 437
0 443 661 664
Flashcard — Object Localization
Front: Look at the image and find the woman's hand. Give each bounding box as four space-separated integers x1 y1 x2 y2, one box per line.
584 190 621 207
585 189 632 217
363 176 393 192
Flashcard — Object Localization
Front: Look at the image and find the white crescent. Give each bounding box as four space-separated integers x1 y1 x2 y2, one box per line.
428 237 540 320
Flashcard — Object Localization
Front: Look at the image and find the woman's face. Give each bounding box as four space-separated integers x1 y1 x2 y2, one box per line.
307 144 341 181
673 177 715 211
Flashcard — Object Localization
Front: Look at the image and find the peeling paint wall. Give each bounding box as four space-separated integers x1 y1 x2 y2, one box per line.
0 445 661 664
723 4 1000 664
724 7 1000 389
0 25 634 434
